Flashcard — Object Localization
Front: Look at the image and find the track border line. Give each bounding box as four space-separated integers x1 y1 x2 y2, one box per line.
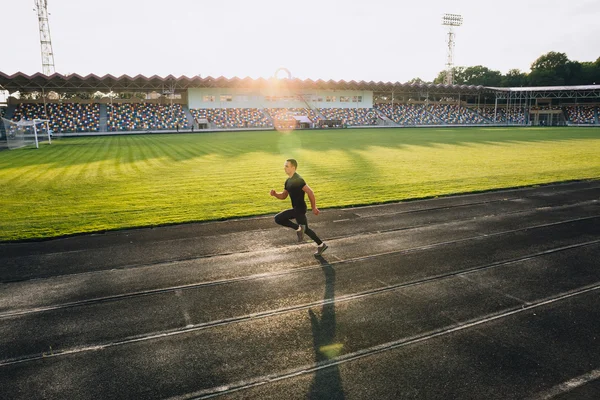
1 239 599 367
1 213 598 318
173 284 600 400
1 197 598 284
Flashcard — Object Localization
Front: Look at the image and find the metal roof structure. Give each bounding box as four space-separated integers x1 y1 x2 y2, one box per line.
0 71 487 95
487 85 600 99
1 72 599 100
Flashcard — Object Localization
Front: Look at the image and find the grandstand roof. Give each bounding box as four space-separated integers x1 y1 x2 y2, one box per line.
0 71 487 94
2 72 598 98
489 85 600 92
488 84 600 99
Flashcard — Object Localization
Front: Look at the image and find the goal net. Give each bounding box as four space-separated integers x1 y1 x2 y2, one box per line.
0 118 52 150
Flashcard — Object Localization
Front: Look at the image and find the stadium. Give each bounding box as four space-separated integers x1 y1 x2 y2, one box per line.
1 71 599 139
1 3 600 400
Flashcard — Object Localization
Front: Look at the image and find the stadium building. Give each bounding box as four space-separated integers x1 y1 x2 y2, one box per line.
1 71 599 140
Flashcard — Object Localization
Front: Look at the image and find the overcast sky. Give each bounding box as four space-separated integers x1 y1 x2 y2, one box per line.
2 0 600 83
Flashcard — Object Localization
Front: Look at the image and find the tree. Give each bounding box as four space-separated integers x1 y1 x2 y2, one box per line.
501 69 528 87
406 77 427 84
565 61 583 85
531 51 570 71
461 66 502 86
433 70 447 84
431 52 599 87
529 69 562 86
580 61 600 85
433 67 465 84
529 51 577 86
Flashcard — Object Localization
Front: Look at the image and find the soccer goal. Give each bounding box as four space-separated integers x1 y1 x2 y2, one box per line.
1 118 52 150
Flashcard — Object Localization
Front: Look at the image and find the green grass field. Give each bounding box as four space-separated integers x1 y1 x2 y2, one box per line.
1 127 599 241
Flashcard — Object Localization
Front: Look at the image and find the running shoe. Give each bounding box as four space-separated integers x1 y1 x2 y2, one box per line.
297 225 304 242
314 243 328 256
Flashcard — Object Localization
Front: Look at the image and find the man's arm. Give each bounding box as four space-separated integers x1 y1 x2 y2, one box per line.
302 185 320 215
270 189 288 200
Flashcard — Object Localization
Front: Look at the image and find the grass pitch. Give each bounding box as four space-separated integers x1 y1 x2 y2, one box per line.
0 127 599 241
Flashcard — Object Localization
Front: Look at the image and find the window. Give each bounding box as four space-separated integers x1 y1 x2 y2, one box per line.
235 95 248 102
203 95 215 102
220 95 232 102
326 96 336 102
340 96 350 102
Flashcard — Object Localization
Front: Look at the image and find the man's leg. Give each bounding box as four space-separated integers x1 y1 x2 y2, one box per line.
274 209 299 230
296 214 323 246
275 209 305 242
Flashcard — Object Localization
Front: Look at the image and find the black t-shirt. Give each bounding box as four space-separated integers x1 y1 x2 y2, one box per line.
285 172 307 212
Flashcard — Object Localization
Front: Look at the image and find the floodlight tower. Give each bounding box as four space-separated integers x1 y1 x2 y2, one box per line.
34 0 56 75
442 13 463 85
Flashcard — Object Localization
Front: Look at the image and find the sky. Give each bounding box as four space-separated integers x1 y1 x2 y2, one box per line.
1 0 600 84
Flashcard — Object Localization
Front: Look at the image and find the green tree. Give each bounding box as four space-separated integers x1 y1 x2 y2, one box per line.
580 60 600 84
433 67 465 84
406 77 428 84
461 65 502 86
531 51 570 70
529 69 561 86
501 69 528 87
433 70 447 84
529 51 575 85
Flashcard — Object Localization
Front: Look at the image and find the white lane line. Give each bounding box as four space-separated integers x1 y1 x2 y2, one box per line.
175 290 193 328
174 284 600 399
529 368 600 399
333 219 350 223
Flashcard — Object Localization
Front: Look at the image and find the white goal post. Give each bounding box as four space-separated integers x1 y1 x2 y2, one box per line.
1 118 52 149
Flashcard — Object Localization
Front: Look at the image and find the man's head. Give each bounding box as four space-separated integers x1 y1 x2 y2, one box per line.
284 159 297 176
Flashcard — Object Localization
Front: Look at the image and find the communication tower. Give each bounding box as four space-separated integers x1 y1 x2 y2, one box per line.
34 0 56 75
442 13 463 85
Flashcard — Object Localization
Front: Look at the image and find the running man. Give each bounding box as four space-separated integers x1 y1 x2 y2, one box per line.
270 159 328 256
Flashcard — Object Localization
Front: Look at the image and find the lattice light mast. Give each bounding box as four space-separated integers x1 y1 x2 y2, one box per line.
442 13 463 85
34 0 56 75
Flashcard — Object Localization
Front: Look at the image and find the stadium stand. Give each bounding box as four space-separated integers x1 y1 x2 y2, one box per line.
190 108 272 129
266 108 320 129
107 103 188 131
504 107 527 124
12 103 100 133
5 101 597 134
317 108 380 126
374 104 440 125
564 105 596 124
426 104 487 124
473 107 526 124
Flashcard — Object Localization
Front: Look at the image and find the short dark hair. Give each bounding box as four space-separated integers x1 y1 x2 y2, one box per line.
286 159 298 168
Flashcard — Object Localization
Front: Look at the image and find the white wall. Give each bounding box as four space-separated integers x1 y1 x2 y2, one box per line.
188 88 373 109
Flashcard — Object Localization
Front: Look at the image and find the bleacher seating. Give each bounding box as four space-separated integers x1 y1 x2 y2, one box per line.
374 104 439 125
12 103 100 133
426 104 487 124
317 108 380 126
564 105 596 124
7 102 597 133
190 108 271 129
107 103 188 131
473 107 526 124
267 108 320 129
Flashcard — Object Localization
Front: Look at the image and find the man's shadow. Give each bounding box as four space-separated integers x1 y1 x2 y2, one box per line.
308 256 345 400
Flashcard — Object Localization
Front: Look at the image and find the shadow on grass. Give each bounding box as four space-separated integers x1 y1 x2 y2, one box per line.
1 127 598 168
